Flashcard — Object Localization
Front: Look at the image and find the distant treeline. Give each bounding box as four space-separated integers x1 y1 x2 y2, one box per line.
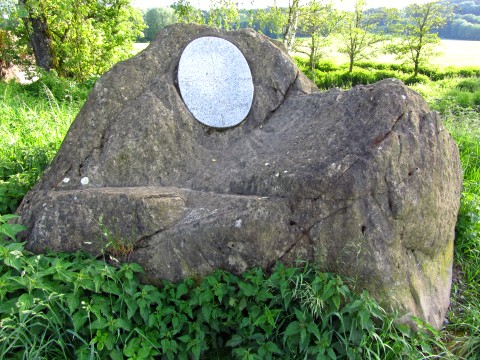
439 0 480 40
138 0 480 43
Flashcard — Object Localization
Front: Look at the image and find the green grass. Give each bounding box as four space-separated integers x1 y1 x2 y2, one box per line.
0 72 89 214
1 63 480 358
0 221 454 359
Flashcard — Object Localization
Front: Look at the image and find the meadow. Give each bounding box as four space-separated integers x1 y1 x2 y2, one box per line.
0 55 479 358
297 38 480 69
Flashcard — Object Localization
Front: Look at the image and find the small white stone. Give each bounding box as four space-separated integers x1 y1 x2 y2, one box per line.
284 170 288 173
275 173 280 177
265 162 269 166
212 159 217 162
80 177 89 185
235 219 242 228
402 95 407 100
63 177 70 183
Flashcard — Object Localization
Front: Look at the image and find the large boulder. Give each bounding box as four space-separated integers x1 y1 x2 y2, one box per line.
16 24 462 329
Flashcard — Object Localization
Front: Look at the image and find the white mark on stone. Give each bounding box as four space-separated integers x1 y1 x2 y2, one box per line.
275 173 280 177
84 242 92 245
80 177 89 185
265 162 269 166
63 177 70 183
180 208 219 225
284 170 288 173
212 159 217 162
235 219 242 228
402 95 406 100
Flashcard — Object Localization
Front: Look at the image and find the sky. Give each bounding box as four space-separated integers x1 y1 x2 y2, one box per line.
132 0 435 11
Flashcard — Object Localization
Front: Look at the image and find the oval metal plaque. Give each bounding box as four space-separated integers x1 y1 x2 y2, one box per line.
178 36 254 128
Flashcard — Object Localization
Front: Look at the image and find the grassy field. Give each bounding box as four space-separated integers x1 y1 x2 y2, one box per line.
295 38 480 69
0 57 479 358
433 40 480 68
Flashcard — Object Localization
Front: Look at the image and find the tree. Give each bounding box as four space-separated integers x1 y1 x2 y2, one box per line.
297 0 342 76
143 7 177 42
207 0 239 30
171 0 205 24
338 0 391 72
254 0 302 51
14 0 144 80
388 1 454 77
18 0 58 72
283 0 301 51
0 0 17 29
172 0 240 30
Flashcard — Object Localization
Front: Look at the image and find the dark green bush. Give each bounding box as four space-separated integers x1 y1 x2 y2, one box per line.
473 91 480 106
457 78 480 92
404 74 430 85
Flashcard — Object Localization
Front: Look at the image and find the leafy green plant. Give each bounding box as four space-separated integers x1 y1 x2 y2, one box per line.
0 214 26 241
0 238 454 360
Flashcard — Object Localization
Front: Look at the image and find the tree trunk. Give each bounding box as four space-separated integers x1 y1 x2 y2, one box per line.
349 54 354 72
20 0 58 72
309 34 316 75
283 0 299 52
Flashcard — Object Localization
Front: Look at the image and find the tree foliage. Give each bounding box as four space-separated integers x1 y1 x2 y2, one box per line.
338 1 392 72
438 0 480 40
252 0 302 51
388 1 454 77
172 0 242 30
13 0 144 80
297 0 342 76
171 0 205 24
207 0 239 30
142 7 177 42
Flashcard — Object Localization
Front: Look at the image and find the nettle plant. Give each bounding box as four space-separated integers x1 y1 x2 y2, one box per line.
0 212 450 360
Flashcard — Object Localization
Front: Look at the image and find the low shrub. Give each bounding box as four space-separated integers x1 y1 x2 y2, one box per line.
404 74 430 85
457 78 480 92
0 221 453 359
